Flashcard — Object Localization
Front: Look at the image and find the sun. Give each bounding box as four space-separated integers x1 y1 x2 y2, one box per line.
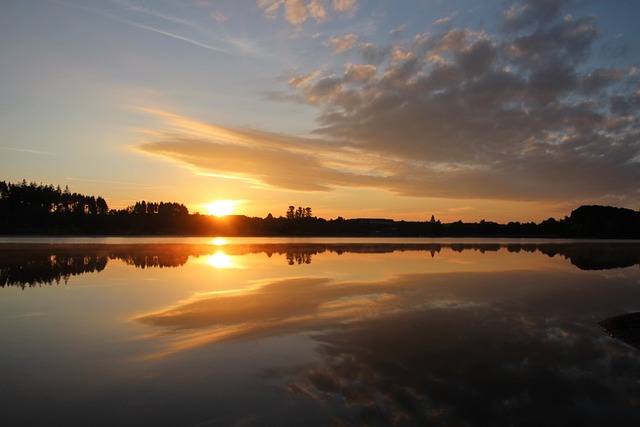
205 200 236 217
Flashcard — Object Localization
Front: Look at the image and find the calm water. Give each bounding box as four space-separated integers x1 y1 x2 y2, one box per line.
1 238 640 426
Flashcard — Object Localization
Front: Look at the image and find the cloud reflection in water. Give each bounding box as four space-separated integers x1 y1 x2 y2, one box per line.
134 261 640 424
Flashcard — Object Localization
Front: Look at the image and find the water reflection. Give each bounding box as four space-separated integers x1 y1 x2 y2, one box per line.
138 266 640 424
2 241 639 288
2 241 640 425
211 237 228 246
283 291 640 426
286 251 313 265
601 312 640 351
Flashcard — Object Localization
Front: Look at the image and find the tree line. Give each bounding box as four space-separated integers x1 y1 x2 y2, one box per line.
0 180 108 215
0 180 189 234
1 180 639 237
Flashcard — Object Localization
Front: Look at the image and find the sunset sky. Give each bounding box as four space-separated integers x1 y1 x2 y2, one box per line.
1 0 638 222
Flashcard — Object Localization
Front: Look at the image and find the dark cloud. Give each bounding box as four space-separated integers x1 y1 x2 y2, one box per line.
284 4 639 202
580 68 625 94
455 38 497 76
610 91 640 115
507 15 598 70
360 42 390 64
502 0 569 32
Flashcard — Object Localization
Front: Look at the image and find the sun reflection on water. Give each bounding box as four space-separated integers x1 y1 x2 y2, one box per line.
206 251 234 269
211 237 228 246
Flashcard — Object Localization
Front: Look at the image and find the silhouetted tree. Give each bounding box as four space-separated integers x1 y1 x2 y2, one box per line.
286 205 295 220
96 197 108 215
286 206 313 219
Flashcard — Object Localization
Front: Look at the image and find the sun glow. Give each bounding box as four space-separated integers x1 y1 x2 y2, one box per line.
205 200 236 217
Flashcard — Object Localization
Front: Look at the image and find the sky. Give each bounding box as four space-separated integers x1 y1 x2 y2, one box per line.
1 0 638 222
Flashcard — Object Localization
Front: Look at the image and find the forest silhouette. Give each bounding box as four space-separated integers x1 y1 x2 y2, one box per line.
1 179 639 238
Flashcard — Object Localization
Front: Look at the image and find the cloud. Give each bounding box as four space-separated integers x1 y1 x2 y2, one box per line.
66 0 271 59
259 0 358 26
0 146 56 156
134 108 390 193
60 0 231 54
286 69 324 88
119 18 229 53
332 0 358 16
507 15 598 69
324 33 361 53
433 11 457 26
502 0 569 32
259 0 324 25
279 6 640 203
344 63 377 82
114 0 192 26
360 42 390 64
136 2 639 206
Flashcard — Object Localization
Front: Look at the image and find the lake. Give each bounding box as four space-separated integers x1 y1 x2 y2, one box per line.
1 238 640 426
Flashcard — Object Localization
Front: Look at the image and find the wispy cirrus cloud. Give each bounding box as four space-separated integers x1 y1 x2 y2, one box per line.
54 0 230 54
117 18 230 54
0 146 56 156
55 0 273 57
113 0 192 26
